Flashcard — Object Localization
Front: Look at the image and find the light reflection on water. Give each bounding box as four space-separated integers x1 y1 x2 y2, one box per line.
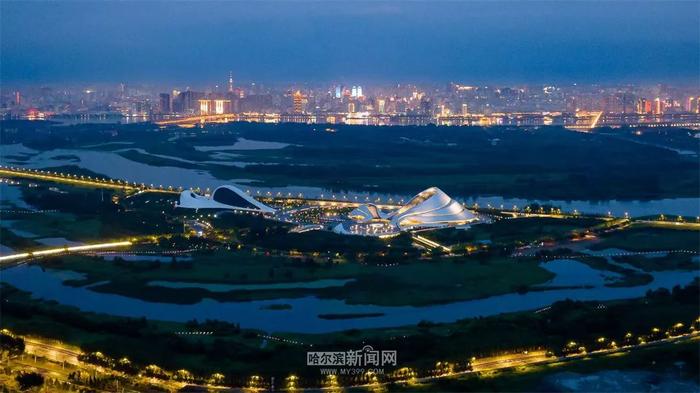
1 143 699 217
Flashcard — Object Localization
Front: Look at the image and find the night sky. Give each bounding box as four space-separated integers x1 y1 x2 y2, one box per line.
2 1 698 85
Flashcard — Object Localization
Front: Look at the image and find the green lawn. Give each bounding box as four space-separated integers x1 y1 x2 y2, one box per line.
592 225 700 252
43 251 554 306
423 217 604 248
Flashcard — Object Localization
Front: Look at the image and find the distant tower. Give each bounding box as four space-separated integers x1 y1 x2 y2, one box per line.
228 71 234 93
636 98 648 114
377 98 386 114
159 93 171 114
293 91 304 113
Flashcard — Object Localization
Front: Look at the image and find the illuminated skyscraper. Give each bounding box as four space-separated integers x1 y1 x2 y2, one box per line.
636 98 648 114
199 99 231 115
293 90 304 113
357 86 363 97
228 71 234 93
653 97 663 115
351 86 358 97
335 85 342 99
461 103 469 115
377 98 386 114
200 99 210 114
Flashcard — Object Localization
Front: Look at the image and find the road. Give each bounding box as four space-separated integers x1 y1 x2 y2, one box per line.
12 329 699 392
0 241 133 265
24 337 82 365
7 165 698 225
392 332 700 390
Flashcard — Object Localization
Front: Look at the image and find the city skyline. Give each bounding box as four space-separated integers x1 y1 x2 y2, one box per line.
1 2 700 391
2 1 699 85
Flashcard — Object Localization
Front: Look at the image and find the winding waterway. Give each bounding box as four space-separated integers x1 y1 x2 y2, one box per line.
1 261 696 333
2 143 699 217
2 142 699 333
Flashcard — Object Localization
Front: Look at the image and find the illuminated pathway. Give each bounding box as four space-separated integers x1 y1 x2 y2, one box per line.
10 329 699 392
0 166 178 194
0 241 132 264
155 113 240 126
412 234 452 253
3 165 700 223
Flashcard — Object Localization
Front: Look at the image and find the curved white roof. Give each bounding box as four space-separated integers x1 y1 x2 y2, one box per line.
176 185 275 214
390 187 476 229
346 187 477 233
348 204 388 222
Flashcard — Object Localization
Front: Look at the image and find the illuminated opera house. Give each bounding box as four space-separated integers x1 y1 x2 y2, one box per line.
176 185 276 214
335 187 478 236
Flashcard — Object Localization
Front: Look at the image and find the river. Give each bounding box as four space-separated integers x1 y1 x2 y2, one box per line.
0 261 696 333
2 143 699 217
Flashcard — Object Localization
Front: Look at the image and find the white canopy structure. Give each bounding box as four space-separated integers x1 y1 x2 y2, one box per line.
347 204 389 222
389 187 476 230
344 187 477 234
176 185 276 214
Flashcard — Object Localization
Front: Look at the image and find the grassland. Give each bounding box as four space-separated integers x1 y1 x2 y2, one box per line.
612 253 699 271
422 217 604 248
41 250 553 306
3 121 699 200
591 225 700 252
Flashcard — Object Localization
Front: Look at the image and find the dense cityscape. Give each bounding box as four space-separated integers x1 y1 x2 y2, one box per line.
3 78 700 128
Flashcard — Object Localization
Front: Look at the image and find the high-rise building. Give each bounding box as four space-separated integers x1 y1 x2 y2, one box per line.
686 97 695 112
653 97 663 115
621 93 636 113
351 86 358 98
636 98 648 114
335 85 342 99
461 103 469 115
420 97 432 115
293 91 304 113
357 86 363 97
199 99 231 115
228 71 234 93
159 93 171 114
181 90 205 114
170 90 181 112
377 98 386 114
